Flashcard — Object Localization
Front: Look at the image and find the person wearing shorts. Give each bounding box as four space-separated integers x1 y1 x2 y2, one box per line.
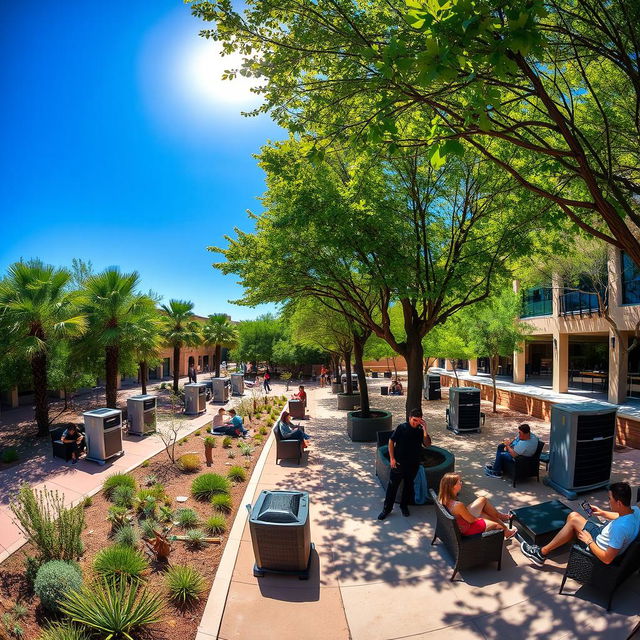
438 472 516 538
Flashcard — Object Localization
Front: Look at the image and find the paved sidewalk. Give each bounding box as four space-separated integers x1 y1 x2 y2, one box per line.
207 384 640 640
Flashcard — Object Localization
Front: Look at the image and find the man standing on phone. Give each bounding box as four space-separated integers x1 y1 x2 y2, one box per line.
378 408 431 520
521 482 640 566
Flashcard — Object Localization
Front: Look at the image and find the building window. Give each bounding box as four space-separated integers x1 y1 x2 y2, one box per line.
560 274 606 315
521 286 553 317
621 252 640 305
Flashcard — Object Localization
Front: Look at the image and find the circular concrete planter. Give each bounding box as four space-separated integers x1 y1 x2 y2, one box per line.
337 392 360 410
347 409 393 442
331 382 343 394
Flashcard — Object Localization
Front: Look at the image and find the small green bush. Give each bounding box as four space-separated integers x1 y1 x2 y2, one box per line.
35 560 83 612
1 448 19 463
112 485 135 509
137 496 158 520
158 505 173 523
211 494 233 513
143 474 158 486
253 434 264 445
258 426 268 436
141 459 150 468
204 436 216 447
175 508 199 529
165 564 206 607
103 473 137 499
184 528 206 550
136 485 165 502
222 436 232 449
178 453 202 473
191 473 230 500
204 515 227 535
227 450 236 459
139 519 160 540
11 603 28 620
93 544 148 583
239 444 253 457
81 496 92 508
38 622 92 640
1 614 23 639
114 525 140 548
227 466 246 482
205 426 212 433
107 505 132 531
195 429 201 436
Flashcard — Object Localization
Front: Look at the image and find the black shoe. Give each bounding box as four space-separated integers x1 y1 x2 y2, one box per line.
520 541 546 566
377 510 390 521
401 506 410 517
484 463 494 472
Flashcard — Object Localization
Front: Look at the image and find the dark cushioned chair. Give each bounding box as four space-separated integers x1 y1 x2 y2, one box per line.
429 488 504 581
501 439 545 488
50 425 86 461
273 425 303 465
559 532 640 611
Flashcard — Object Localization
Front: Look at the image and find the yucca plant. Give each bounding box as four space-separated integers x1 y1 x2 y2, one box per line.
184 528 206 550
175 508 199 529
165 565 206 607
93 545 148 583
204 515 227 535
211 494 233 513
227 466 246 483
103 473 137 499
114 525 140 548
191 473 230 501
38 622 92 640
59 579 164 640
139 519 161 540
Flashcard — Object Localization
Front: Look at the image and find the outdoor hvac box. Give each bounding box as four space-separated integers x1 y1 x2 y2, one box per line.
126 394 157 436
545 402 617 499
230 373 244 396
83 408 123 464
447 387 481 434
210 378 229 403
424 373 441 401
249 490 312 579
184 383 206 415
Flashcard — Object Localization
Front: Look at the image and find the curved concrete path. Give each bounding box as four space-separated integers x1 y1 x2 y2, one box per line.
208 384 640 640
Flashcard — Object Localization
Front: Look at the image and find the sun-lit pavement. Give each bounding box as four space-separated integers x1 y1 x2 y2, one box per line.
208 382 640 640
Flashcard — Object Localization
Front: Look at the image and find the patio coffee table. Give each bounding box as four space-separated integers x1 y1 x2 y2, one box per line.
509 500 572 547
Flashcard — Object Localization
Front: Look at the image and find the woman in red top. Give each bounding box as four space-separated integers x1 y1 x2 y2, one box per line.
438 472 516 538
293 385 307 404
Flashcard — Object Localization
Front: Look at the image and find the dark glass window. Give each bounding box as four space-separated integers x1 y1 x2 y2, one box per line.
560 274 606 315
621 252 640 305
521 286 553 317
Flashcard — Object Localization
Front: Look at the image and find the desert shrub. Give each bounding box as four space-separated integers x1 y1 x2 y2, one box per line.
1 448 19 463
206 426 212 433
1 613 23 638
141 459 150 468
10 604 27 621
139 519 160 540
204 436 216 447
227 466 246 483
158 505 173 523
93 545 148 583
177 453 202 473
112 485 135 509
143 474 158 486
227 450 236 459
211 494 232 513
107 505 132 531
222 436 232 449
191 474 230 501
35 560 83 612
38 622 91 640
136 496 158 520
10 486 84 561
253 434 264 445
114 525 140 548
165 565 205 606
136 486 165 502
239 444 253 457
103 473 137 499
175 508 199 529
195 429 201 436
204 515 227 535
59 580 164 639
24 554 43 590
258 426 268 436
184 528 206 550
81 496 92 508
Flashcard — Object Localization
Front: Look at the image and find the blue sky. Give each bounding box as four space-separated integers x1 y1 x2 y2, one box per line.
0 1 279 320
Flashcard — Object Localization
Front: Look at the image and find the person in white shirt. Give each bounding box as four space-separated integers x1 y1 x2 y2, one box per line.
485 423 539 478
522 482 640 566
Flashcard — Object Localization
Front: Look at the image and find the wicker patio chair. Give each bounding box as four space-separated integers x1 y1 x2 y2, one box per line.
273 425 303 464
501 439 545 488
429 489 504 581
559 533 640 611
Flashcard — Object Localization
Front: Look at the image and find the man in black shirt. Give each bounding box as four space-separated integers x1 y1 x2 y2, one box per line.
378 408 431 520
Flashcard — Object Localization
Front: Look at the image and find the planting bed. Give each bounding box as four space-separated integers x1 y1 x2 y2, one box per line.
0 397 287 640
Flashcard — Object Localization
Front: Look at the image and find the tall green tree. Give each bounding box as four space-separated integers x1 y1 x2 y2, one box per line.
0 262 86 435
232 314 284 368
159 300 202 395
130 309 163 395
80 268 156 408
202 314 239 377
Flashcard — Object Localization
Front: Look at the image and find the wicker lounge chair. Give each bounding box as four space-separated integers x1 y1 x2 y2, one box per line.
501 439 546 488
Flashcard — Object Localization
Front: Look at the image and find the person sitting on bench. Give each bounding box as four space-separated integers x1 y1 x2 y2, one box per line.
61 424 85 464
212 408 247 437
484 423 538 478
292 385 307 404
521 481 640 566
389 379 403 395
276 411 311 448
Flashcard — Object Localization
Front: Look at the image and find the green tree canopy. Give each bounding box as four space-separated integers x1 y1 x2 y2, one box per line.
202 313 239 377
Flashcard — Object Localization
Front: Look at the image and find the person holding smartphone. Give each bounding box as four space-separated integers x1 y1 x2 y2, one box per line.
378 408 431 520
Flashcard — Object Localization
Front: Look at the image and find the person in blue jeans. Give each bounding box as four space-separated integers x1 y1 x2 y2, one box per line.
484 423 538 478
213 408 248 437
276 411 311 445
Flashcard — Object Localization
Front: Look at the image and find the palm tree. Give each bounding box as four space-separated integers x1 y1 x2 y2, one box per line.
159 300 202 394
202 314 238 377
80 268 155 408
0 262 86 435
131 309 163 395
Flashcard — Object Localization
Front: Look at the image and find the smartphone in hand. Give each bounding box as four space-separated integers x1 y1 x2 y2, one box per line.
581 501 594 518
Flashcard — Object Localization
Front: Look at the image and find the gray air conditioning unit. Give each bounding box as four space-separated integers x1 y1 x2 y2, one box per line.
230 373 244 396
211 378 230 403
83 408 123 464
249 490 312 579
424 373 441 401
184 383 206 415
446 387 482 434
126 394 157 436
545 402 617 499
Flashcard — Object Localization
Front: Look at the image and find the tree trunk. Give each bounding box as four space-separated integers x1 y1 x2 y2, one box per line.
214 344 221 377
404 336 424 420
343 349 353 394
105 345 119 408
392 357 398 378
452 362 459 385
31 351 50 436
172 345 180 394
140 361 148 395
352 333 370 418
490 354 499 413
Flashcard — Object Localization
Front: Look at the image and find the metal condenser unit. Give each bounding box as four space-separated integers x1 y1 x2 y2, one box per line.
184 383 206 415
83 408 123 464
126 394 157 435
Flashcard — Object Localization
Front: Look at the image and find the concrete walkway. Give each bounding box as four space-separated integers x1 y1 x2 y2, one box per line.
206 383 640 640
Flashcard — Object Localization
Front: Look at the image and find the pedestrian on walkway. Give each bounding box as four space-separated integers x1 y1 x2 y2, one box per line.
263 369 271 393
378 408 431 520
188 363 197 383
